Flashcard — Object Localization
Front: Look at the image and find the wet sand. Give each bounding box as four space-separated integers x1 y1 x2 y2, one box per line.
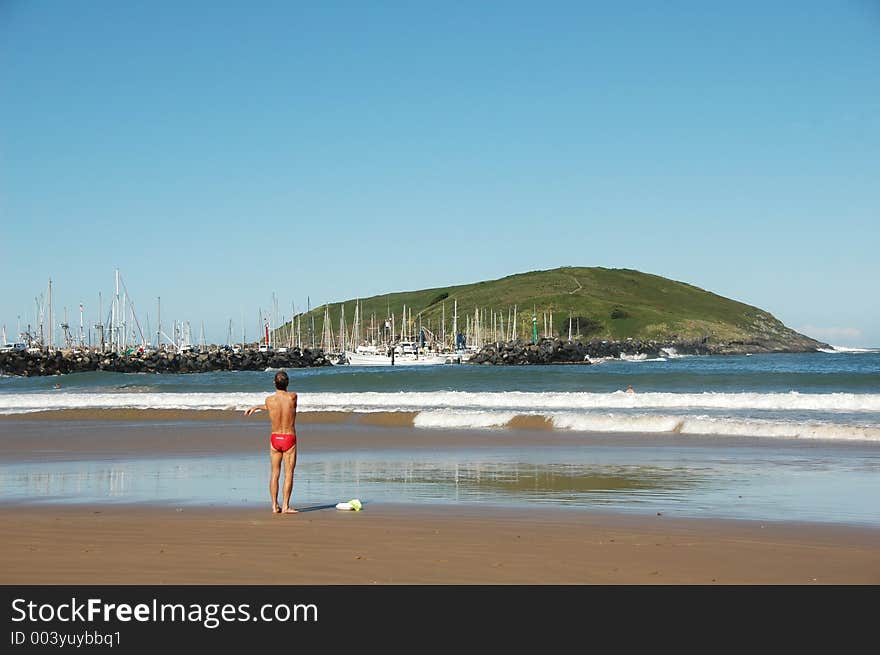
1 413 879 584
2 410 873 462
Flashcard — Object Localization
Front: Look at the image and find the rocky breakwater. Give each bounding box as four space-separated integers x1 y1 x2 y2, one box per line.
468 334 827 365
468 337 719 365
469 338 597 365
0 348 332 377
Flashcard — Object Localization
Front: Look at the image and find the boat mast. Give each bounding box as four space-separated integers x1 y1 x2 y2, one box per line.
96 292 104 352
271 293 276 349
321 305 334 352
121 288 128 351
289 302 295 348
351 300 360 351
114 269 120 353
339 304 346 353
307 296 314 349
452 299 458 350
47 278 53 351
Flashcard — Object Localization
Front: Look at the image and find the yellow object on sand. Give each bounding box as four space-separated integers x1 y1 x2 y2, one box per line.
335 498 363 511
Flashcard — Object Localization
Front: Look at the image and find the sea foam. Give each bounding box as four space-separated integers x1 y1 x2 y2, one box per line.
818 346 879 354
549 412 880 441
2 390 880 442
2 390 880 414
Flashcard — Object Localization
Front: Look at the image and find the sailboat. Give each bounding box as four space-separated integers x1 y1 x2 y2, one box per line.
342 347 453 367
340 299 459 367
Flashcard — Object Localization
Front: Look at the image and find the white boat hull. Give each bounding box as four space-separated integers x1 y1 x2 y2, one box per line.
342 351 461 366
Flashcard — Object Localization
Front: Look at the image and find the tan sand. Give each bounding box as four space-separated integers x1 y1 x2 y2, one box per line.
1 503 878 584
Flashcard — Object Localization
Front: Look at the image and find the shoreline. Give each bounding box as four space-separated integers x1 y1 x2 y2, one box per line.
1 502 878 584
2 412 878 462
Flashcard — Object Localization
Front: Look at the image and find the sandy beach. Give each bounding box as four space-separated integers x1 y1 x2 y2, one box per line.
1 412 879 585
2 503 879 585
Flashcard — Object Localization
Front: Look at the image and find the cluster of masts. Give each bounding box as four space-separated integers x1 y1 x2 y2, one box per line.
3 272 588 355
5 270 212 354
271 299 590 355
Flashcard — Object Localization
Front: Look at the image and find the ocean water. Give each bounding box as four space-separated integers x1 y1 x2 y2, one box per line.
2 351 879 442
2 351 880 525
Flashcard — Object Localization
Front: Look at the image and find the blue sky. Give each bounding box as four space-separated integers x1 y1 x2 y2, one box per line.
1 1 878 346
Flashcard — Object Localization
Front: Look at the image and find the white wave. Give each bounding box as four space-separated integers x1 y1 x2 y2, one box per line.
413 410 516 429
818 346 878 354
0 392 266 414
304 391 880 413
659 347 691 358
1 391 878 442
551 413 684 433
618 353 667 362
3 390 880 414
413 409 880 441
550 412 880 442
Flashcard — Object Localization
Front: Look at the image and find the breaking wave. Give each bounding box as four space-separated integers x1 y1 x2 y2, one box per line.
2 390 880 442
2 390 880 414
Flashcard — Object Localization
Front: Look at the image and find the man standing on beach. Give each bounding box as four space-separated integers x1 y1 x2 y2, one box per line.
245 370 298 514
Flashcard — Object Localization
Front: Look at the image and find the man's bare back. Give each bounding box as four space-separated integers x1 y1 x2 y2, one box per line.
245 370 299 514
252 390 298 434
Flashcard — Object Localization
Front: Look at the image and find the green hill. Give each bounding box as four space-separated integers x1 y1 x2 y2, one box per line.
278 267 825 352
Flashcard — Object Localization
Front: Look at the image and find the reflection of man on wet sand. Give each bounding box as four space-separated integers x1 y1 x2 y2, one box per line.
244 370 298 514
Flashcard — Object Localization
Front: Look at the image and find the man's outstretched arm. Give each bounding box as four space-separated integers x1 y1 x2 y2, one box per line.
244 402 268 416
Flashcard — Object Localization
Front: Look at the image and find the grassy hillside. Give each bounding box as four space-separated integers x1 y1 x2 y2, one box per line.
277 267 823 349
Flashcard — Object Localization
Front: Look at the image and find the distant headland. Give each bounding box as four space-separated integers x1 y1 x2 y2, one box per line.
1 266 830 376
290 266 829 356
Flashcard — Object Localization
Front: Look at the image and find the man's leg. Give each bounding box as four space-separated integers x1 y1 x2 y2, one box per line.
269 447 283 513
281 446 297 514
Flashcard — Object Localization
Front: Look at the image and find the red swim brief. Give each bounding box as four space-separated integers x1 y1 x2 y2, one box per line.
270 433 296 452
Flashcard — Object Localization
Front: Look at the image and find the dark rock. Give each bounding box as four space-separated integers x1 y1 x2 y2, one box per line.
0 346 333 377
466 334 825 365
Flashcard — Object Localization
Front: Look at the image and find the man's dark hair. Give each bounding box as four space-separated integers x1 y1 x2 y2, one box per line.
274 370 289 390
